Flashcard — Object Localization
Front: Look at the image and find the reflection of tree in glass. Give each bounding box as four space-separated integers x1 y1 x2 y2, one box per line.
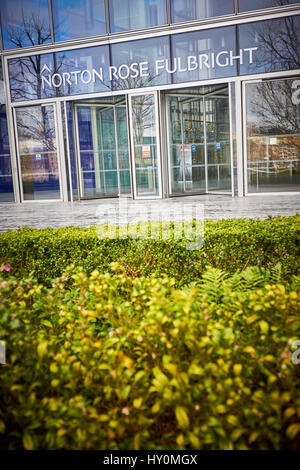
8 11 54 102
6 10 51 48
250 15 300 72
132 95 155 146
17 107 55 152
248 80 300 171
250 80 300 137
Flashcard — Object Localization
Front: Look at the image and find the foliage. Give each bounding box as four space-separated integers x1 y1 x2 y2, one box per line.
0 216 299 286
0 262 300 450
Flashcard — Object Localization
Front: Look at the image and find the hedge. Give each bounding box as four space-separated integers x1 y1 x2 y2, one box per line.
0 216 299 286
0 264 299 449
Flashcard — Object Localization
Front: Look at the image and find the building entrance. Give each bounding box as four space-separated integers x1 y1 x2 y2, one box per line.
165 84 232 195
74 96 132 198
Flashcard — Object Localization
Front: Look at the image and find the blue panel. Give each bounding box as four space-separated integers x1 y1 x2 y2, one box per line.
52 0 106 42
109 0 167 33
239 15 300 75
110 35 171 90
171 0 234 24
0 0 51 50
77 107 94 151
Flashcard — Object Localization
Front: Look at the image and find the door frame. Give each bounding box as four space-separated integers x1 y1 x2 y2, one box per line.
128 90 163 200
13 102 64 203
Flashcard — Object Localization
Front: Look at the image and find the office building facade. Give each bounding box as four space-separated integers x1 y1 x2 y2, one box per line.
0 0 300 203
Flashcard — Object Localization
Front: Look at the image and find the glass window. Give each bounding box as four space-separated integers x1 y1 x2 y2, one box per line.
110 36 171 90
0 61 14 202
245 78 300 193
239 0 300 13
8 53 56 102
55 45 111 96
239 15 300 75
0 0 51 50
52 0 106 42
109 0 167 33
171 26 237 84
171 0 234 24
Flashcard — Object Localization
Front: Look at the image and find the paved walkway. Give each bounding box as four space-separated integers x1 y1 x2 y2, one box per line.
0 194 299 232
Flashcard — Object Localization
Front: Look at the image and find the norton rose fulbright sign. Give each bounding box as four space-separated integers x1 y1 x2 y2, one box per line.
41 47 259 89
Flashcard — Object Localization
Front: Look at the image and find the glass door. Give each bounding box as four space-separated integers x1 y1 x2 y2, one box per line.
75 100 131 198
129 93 162 199
167 95 206 195
166 86 231 195
15 104 62 201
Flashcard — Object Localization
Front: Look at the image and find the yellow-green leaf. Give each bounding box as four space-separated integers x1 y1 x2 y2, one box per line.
23 432 34 450
233 364 242 376
175 406 190 430
286 423 300 440
259 321 269 335
37 340 48 359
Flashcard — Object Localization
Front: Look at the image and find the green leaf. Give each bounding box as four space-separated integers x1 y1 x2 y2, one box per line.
286 423 300 440
175 406 190 430
23 432 34 450
37 340 48 359
259 321 269 335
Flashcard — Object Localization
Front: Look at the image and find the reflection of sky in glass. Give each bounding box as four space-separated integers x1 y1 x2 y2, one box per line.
109 0 167 33
110 36 170 90
56 46 111 96
8 53 56 102
52 0 106 42
239 0 300 13
171 0 234 24
172 26 236 84
0 0 51 49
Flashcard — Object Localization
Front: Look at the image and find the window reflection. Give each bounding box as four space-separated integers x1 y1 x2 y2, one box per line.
52 0 106 42
171 0 234 23
239 15 300 75
109 0 167 33
56 46 111 96
171 26 236 84
0 0 51 49
110 36 170 90
239 0 300 12
8 53 56 102
246 78 300 193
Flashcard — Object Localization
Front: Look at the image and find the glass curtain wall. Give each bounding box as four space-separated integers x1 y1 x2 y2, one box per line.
245 78 300 193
